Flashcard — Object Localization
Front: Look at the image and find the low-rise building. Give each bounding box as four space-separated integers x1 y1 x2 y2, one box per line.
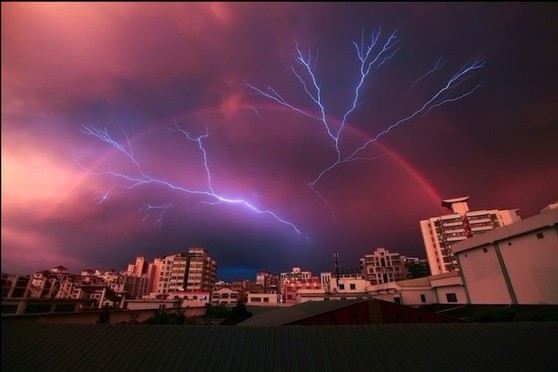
367 271 466 306
453 204 558 305
246 292 279 306
211 287 240 307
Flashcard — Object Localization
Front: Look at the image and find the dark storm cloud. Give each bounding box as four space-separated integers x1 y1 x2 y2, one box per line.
2 3 557 281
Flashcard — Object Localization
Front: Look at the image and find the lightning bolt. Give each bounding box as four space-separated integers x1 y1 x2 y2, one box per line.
405 56 447 98
140 202 173 226
246 28 485 217
96 185 114 204
78 124 306 237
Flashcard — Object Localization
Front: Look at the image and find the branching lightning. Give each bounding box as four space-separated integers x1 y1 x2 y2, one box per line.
405 56 447 98
246 28 485 216
78 124 305 237
79 26 484 240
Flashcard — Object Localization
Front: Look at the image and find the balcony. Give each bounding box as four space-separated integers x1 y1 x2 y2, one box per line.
442 222 464 228
446 236 466 242
471 225 494 232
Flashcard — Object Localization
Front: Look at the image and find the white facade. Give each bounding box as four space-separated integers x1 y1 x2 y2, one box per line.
146 258 163 295
169 291 211 307
453 205 558 305
320 272 367 293
158 253 188 293
185 247 217 291
157 248 217 294
296 273 369 303
246 292 279 306
430 272 466 304
136 257 147 276
211 287 240 307
420 196 521 275
366 271 466 306
280 267 311 291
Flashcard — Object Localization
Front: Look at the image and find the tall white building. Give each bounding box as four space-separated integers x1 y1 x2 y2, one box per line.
185 247 217 291
126 256 148 277
146 257 163 295
157 248 217 294
134 257 147 276
420 196 521 275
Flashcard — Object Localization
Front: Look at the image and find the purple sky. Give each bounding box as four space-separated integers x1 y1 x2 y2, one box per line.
2 3 557 281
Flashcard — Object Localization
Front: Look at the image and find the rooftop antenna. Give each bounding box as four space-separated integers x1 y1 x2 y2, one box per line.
333 252 340 287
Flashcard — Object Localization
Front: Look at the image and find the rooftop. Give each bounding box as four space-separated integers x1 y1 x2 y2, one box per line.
2 321 555 371
452 207 558 253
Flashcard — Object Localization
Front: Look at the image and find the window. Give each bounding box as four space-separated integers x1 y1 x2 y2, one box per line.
394 297 401 304
536 232 544 239
446 293 458 303
339 284 345 290
350 284 356 290
25 304 52 314
420 294 426 303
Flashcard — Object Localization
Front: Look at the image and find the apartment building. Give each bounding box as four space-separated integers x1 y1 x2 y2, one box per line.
360 248 409 285
211 287 240 307
420 196 520 275
279 267 316 304
157 248 217 294
146 258 163 295
256 270 279 292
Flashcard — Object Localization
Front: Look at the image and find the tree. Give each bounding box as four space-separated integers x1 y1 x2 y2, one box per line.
228 302 252 325
97 304 110 324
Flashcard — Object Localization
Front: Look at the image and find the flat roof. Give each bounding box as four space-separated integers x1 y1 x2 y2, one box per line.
441 196 470 208
452 207 558 254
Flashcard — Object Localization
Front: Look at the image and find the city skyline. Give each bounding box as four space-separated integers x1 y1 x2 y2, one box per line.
3 3 558 281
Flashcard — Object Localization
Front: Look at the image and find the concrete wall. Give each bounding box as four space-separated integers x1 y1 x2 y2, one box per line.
1 306 207 325
458 244 512 304
500 226 558 304
400 287 437 306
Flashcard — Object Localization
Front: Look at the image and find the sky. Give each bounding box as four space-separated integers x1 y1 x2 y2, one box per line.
2 2 558 282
